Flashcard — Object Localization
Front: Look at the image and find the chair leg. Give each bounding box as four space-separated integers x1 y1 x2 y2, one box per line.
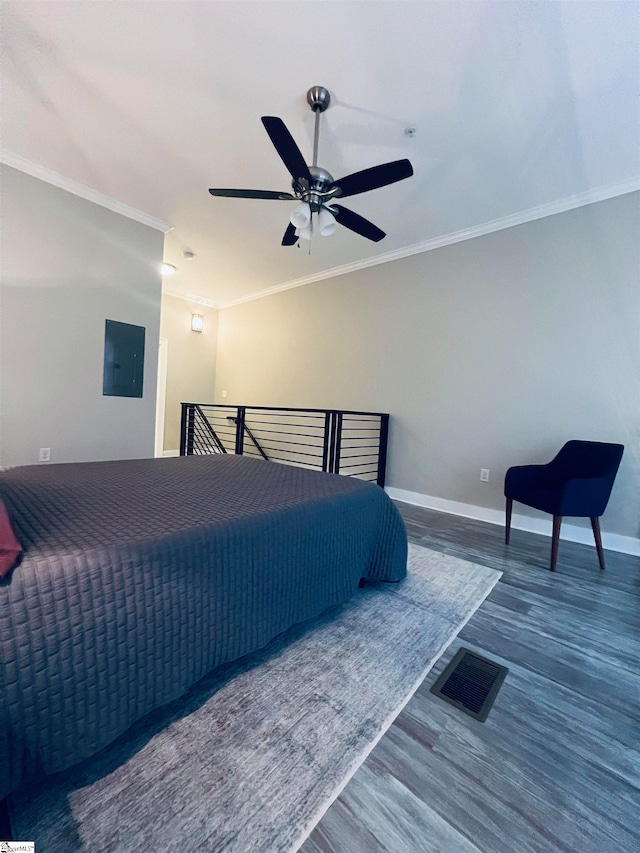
591 516 606 570
550 516 562 572
505 497 513 545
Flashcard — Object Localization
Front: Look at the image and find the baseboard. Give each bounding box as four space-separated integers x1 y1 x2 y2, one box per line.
385 487 640 557
162 450 180 458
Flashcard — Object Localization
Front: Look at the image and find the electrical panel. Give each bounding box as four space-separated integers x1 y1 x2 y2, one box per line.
103 319 145 398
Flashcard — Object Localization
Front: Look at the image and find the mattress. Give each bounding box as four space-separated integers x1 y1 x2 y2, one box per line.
0 454 407 798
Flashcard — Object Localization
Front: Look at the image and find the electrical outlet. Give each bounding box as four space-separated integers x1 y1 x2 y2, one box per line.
39 447 51 462
480 468 490 482
221 390 228 398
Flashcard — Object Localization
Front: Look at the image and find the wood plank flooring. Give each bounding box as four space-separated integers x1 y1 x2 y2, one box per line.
302 503 640 853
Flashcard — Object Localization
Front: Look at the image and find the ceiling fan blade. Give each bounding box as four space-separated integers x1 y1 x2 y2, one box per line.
209 188 295 200
330 205 386 242
282 223 299 246
261 116 312 184
331 159 413 199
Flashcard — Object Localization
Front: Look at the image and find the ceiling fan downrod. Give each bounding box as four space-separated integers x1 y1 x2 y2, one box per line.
307 85 330 168
295 86 338 213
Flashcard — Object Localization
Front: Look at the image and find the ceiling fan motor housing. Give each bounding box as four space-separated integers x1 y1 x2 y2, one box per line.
294 166 336 211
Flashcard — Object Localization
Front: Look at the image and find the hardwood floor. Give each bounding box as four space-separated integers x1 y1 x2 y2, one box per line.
302 503 640 853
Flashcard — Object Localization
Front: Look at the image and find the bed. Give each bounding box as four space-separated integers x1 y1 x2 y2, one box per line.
0 454 407 799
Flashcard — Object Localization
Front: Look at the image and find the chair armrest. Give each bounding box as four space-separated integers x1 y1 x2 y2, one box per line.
561 467 610 480
560 476 617 517
505 464 553 494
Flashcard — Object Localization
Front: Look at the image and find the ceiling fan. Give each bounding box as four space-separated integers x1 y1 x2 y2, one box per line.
209 86 414 246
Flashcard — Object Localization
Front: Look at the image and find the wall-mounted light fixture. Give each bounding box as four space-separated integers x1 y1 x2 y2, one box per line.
191 313 204 333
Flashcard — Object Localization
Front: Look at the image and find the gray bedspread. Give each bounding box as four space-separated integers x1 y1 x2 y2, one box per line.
0 454 406 798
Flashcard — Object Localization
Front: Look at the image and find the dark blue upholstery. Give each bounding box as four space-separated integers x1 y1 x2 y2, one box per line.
504 440 624 570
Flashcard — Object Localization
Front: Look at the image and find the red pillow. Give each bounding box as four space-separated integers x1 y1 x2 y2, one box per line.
0 500 22 577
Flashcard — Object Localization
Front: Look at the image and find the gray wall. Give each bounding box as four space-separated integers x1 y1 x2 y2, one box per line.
0 166 164 466
215 192 640 539
160 294 219 451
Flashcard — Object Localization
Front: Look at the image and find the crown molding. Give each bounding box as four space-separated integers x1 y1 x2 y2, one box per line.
1 151 173 233
162 287 219 309
219 178 640 309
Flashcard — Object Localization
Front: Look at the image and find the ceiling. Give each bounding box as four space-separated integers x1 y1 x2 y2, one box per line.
2 1 639 306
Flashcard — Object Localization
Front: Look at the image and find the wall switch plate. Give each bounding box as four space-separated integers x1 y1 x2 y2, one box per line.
480 468 490 482
39 448 51 462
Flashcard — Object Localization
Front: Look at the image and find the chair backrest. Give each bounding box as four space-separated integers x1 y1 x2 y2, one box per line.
549 440 624 481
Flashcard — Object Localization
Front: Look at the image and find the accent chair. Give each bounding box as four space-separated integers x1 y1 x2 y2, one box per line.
504 440 624 572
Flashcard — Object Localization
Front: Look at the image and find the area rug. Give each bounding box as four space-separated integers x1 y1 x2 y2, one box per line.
10 544 501 852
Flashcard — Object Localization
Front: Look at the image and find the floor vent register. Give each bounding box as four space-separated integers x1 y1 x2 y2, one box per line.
430 647 508 722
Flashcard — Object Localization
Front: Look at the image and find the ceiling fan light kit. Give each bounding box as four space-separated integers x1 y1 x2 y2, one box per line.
296 221 313 242
290 201 311 229
209 86 414 248
318 206 338 236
